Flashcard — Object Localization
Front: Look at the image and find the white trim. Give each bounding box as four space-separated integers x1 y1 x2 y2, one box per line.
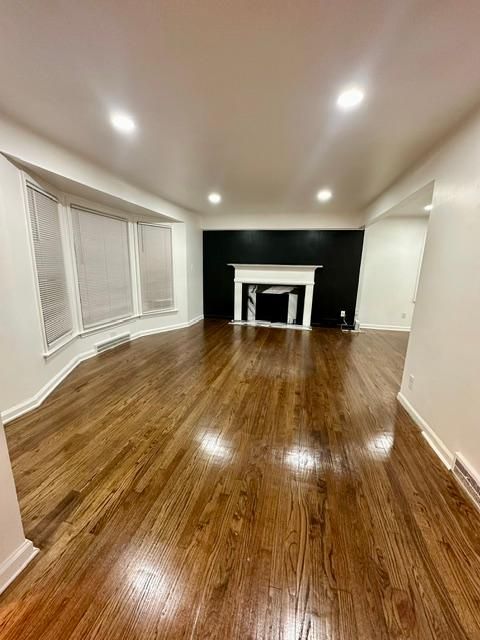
131 221 142 317
70 203 128 223
0 539 39 596
229 264 321 327
134 315 203 339
1 316 204 425
20 174 74 355
63 200 84 335
43 332 77 359
397 392 454 469
233 277 316 285
136 221 175 314
79 314 140 337
71 205 135 331
412 224 428 303
187 314 204 326
1 349 96 424
228 263 323 269
361 323 411 332
140 307 178 317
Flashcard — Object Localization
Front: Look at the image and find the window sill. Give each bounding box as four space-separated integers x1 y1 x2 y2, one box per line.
79 315 139 338
140 308 178 317
43 332 78 360
78 308 179 338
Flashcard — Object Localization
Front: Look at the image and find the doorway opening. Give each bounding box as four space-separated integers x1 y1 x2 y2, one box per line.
356 180 434 383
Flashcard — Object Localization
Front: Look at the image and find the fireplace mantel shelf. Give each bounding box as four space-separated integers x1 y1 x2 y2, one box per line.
228 264 323 269
228 264 322 329
228 263 322 285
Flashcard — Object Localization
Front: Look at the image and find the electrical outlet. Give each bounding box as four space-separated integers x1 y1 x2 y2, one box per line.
340 310 346 318
408 374 415 390
401 312 407 319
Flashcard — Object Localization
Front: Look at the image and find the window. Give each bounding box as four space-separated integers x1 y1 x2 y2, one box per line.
72 206 133 329
138 223 174 313
26 184 73 349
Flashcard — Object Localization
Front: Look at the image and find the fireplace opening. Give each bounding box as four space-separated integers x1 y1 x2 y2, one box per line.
241 284 306 325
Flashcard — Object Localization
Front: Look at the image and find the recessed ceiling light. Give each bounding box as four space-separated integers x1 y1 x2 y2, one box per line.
208 192 222 204
424 204 433 211
316 189 333 202
336 86 365 111
110 111 136 134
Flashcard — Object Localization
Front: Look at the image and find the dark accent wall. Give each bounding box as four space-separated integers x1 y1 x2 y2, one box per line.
203 230 364 327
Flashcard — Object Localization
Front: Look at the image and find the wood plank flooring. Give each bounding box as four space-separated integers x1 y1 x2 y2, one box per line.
2 320 480 639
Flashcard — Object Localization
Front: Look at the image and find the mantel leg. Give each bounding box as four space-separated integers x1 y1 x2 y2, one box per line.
302 284 314 327
234 281 243 321
247 285 257 321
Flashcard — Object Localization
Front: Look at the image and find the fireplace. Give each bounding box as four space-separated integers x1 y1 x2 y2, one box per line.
228 264 322 329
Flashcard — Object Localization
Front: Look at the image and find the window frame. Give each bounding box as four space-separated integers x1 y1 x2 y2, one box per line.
21 175 76 357
70 204 137 333
135 221 176 316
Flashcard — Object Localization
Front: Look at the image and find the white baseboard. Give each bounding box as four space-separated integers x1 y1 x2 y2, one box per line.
361 323 411 332
397 392 454 469
187 314 204 326
0 539 39 596
132 315 203 339
1 349 96 424
133 321 190 340
1 315 204 425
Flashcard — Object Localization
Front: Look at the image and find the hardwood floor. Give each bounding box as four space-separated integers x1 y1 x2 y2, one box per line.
2 320 480 639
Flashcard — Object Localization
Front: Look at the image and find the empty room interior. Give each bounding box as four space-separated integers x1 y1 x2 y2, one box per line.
1 2 480 639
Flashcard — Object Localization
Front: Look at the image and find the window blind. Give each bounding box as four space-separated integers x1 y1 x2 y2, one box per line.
72 207 133 329
26 185 73 348
138 224 174 313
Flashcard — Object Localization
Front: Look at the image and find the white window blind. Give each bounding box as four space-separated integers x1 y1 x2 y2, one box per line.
138 224 174 313
26 185 73 348
72 207 133 329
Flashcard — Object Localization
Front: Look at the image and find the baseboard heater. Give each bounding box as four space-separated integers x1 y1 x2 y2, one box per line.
452 453 480 511
95 332 131 354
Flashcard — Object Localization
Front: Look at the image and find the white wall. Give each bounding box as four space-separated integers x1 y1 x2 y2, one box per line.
0 154 202 422
201 210 364 230
364 108 480 475
357 215 428 330
0 416 38 593
185 221 204 320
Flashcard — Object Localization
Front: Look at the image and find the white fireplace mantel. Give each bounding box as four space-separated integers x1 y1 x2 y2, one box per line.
228 263 322 329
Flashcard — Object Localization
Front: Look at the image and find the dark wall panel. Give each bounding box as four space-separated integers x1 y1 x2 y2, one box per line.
203 230 364 327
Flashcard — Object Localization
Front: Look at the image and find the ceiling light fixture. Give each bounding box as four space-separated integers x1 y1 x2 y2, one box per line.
316 188 333 202
336 86 365 111
424 204 433 211
208 192 222 204
110 111 136 134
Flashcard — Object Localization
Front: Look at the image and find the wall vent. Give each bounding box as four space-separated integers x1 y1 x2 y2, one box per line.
452 453 480 511
95 332 131 354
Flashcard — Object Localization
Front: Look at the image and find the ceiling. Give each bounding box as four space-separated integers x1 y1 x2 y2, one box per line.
1 1 480 218
376 181 434 222
14 160 175 222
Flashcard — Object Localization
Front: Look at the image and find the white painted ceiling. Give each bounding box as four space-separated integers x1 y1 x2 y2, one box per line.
379 182 434 221
1 1 480 217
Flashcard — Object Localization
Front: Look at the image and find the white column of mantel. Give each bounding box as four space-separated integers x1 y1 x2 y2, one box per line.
233 281 243 321
302 283 314 328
